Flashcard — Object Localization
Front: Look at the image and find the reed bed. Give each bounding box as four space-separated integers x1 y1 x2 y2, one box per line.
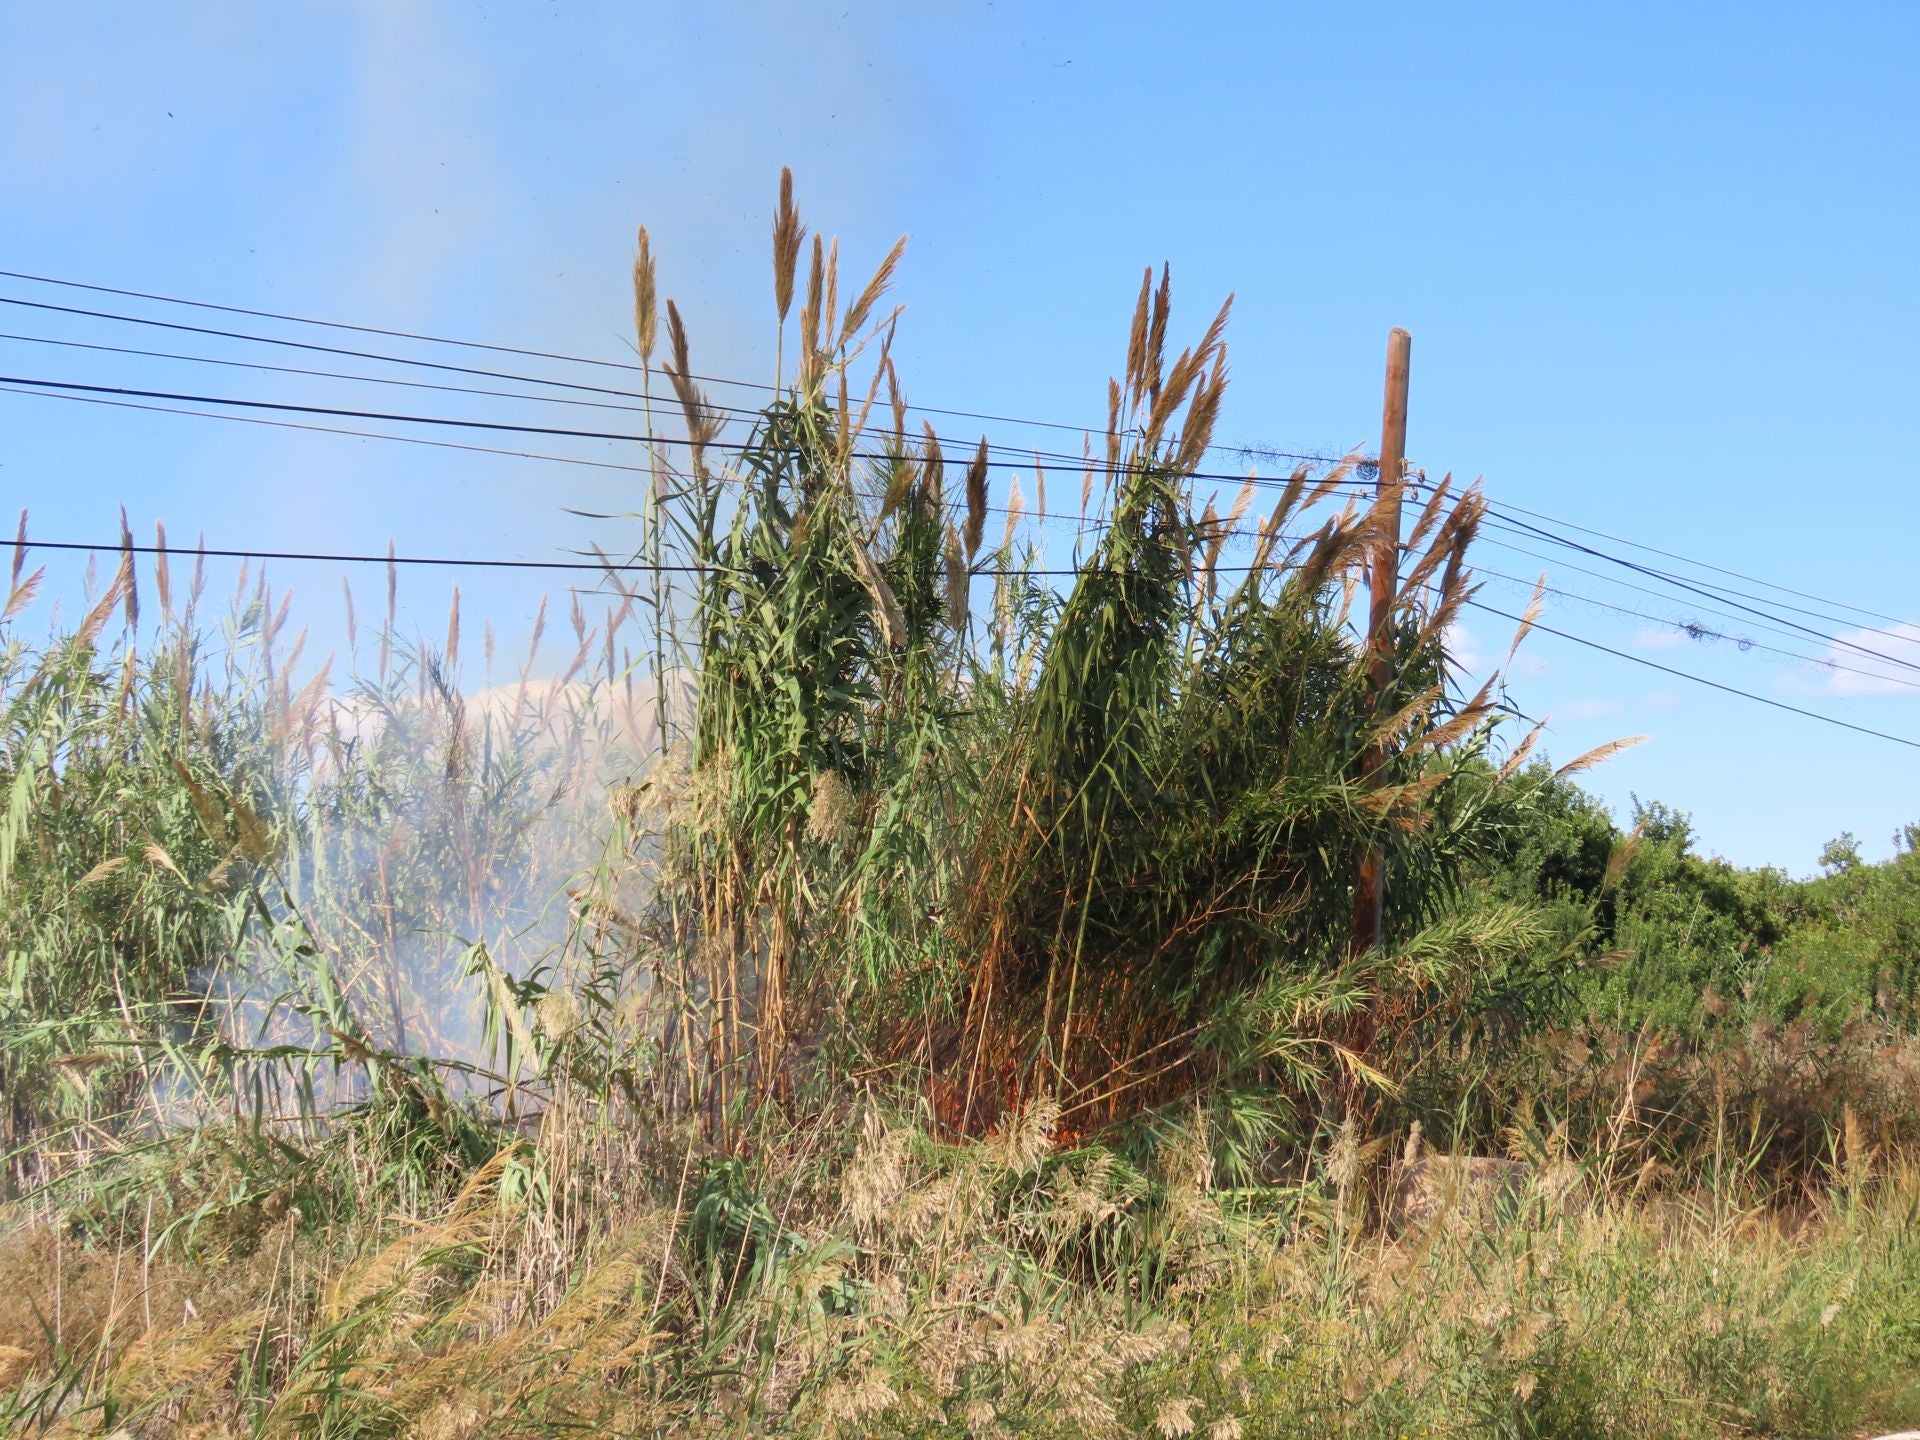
3 173 1918 1436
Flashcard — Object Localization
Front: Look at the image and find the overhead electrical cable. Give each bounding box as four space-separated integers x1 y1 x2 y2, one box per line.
7 369 1902 685
0 323 1246 476
1475 510 1920 679
0 267 1346 463
9 269 1919 722
10 265 1907 639
16 528 1918 752
1465 561 1920 695
0 370 1376 491
1467 601 1920 752
1486 496 1917 631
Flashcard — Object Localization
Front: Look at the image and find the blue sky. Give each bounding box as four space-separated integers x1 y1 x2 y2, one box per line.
2 2 1916 871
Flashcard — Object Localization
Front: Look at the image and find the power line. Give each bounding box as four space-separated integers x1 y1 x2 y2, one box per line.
0 383 660 476
14 536 706 574
0 292 1367 482
19 527 1920 752
0 267 1345 464
17 373 1916 697
0 384 1215 542
1488 495 1916 632
7 532 1241 584
12 370 1907 689
12 272 1919 701
1466 560 1920 695
1468 528 1912 676
1469 600 1920 752
0 328 687 420
1478 509 1920 680
13 265 1910 643
0 294 680 407
0 324 1204 476
1484 507 1915 639
0 370 1375 493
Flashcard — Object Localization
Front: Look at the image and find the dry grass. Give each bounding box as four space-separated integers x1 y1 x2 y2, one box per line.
4 1115 1918 1438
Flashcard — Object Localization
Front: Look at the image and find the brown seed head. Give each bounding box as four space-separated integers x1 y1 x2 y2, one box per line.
962 436 989 560
772 166 804 324
841 234 905 348
632 225 658 366
118 505 138 631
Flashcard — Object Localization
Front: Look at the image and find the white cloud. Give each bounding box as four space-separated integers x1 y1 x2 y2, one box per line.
1443 619 1484 674
1821 621 1920 697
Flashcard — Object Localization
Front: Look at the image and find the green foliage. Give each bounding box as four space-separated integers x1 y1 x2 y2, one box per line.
0 619 269 1176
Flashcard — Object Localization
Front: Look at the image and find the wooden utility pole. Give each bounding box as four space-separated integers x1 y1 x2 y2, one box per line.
1350 327 1412 956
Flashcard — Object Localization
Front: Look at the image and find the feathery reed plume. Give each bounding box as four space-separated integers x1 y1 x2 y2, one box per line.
1033 453 1047 521
1286 502 1370 599
1404 675 1499 756
187 530 206 621
1403 473 1454 560
962 436 989 560
1174 361 1228 474
1263 467 1309 538
1224 473 1255 532
341 577 357 652
1556 734 1648 778
1508 572 1547 664
1398 488 1478 600
9 508 24 591
849 531 908 651
527 593 548 664
880 453 916 523
1106 377 1124 469
1200 498 1226 601
1496 719 1547 781
800 233 826 380
823 236 840 359
446 585 462 669
1146 263 1172 402
885 351 906 442
944 521 969 635
664 301 722 468
2 565 40 621
773 166 804 325
153 521 171 620
1126 266 1152 397
1367 682 1447 752
380 540 396 681
840 234 906 349
1434 489 1484 608
1302 462 1358 518
119 506 138 632
849 321 894 449
632 225 658 366
78 550 132 647
1002 475 1025 552
1601 827 1642 893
